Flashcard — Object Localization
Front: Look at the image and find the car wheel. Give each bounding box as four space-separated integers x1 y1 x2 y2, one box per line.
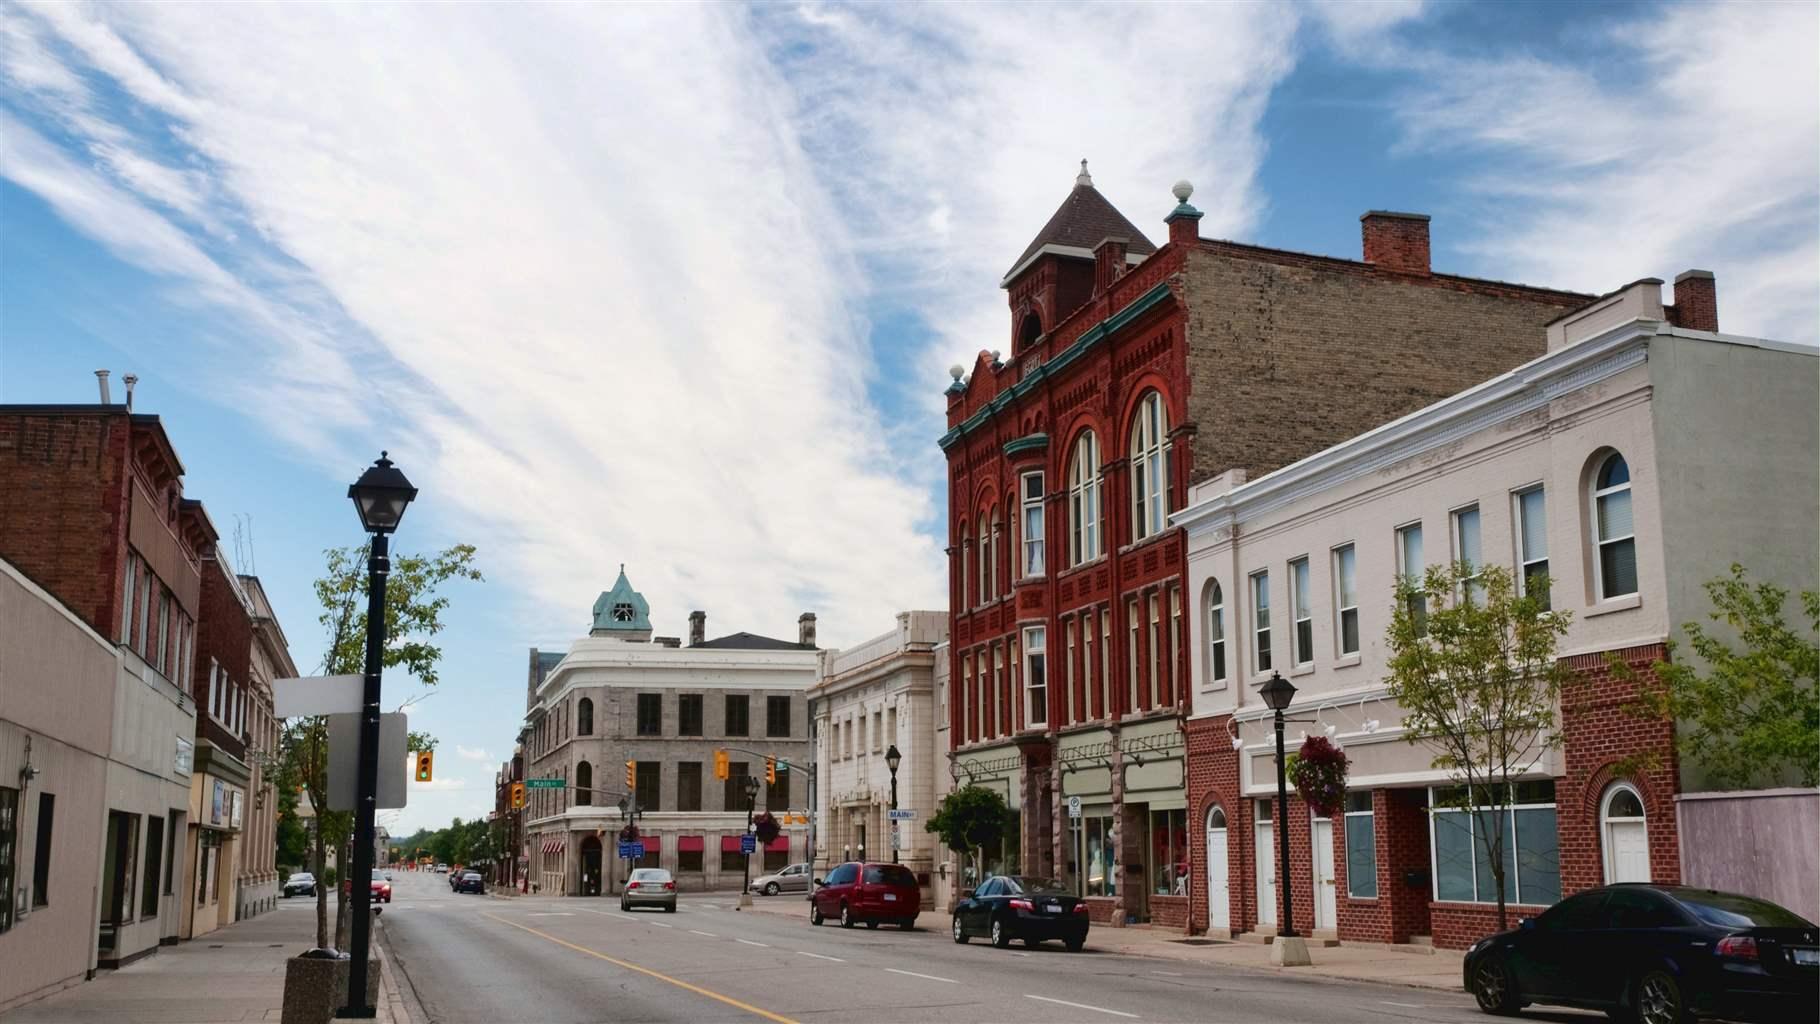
840 902 855 929
1065 938 1085 953
810 902 824 926
866 920 879 930
900 920 915 931
620 899 628 912
991 917 1011 948
1634 970 1690 1024
952 915 968 943
1471 956 1521 1016
765 882 780 896
664 904 676 914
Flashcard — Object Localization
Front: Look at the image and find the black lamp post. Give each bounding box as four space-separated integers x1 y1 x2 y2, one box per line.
1257 671 1298 940
741 774 761 896
340 453 416 1019
884 744 902 864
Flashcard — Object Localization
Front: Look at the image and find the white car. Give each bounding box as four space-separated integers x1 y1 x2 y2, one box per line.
434 864 450 874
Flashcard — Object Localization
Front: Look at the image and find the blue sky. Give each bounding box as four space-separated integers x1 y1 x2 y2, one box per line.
2 1 1814 833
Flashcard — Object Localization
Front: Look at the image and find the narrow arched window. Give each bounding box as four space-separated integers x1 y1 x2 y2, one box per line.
575 761 592 805
1593 452 1637 599
1018 311 1043 352
1130 392 1170 541
1204 579 1227 684
1069 431 1102 565
959 524 972 608
577 697 593 736
978 512 992 604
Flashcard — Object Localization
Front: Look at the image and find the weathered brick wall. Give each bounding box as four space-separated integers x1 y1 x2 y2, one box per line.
195 555 254 756
1179 245 1585 487
1185 715 1246 934
0 411 131 637
1432 901 1551 949
1335 787 1435 943
1149 893 1189 930
1559 643 1680 892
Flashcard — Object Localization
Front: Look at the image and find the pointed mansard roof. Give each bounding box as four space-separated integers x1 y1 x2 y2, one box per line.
590 565 652 634
1003 160 1157 282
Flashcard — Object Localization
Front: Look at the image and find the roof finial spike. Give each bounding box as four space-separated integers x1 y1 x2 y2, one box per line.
1076 158 1092 187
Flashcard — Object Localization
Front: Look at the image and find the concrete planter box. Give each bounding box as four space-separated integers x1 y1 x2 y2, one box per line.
281 955 380 1024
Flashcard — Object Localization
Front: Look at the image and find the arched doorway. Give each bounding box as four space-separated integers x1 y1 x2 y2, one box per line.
580 835 603 896
1204 806 1230 931
1600 784 1650 883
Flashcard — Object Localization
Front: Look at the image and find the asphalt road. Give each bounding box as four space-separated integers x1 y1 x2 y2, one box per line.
378 871 1596 1024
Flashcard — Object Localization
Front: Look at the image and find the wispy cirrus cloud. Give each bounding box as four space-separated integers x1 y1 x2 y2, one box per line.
455 745 493 764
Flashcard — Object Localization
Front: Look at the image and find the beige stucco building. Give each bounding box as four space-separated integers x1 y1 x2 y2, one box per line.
235 575 293 919
809 611 946 897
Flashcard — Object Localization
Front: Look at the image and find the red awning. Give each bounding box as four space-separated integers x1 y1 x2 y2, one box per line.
640 835 660 852
720 835 743 853
542 839 562 854
765 837 788 852
677 835 704 853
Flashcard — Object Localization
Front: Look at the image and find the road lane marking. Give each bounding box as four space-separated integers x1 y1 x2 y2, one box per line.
1024 994 1139 1019
530 912 575 917
1007 951 1030 957
796 951 844 962
1379 1002 1426 1009
885 968 957 984
648 921 674 928
689 930 718 937
482 913 800 1024
736 939 769 947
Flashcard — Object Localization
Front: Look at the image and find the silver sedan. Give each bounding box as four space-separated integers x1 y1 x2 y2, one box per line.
749 862 812 896
620 868 676 912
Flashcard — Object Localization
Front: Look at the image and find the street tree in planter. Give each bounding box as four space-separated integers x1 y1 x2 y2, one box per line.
925 785 1013 892
1385 562 1570 931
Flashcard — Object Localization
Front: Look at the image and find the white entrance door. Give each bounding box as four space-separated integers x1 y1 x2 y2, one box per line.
1206 822 1230 931
1255 821 1276 927
1311 819 1337 931
1607 820 1651 883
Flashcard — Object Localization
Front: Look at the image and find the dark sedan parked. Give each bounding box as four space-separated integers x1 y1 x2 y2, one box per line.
1465 884 1817 1024
453 870 486 894
952 875 1089 951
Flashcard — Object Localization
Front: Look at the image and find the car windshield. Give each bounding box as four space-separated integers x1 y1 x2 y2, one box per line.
1674 890 1812 929
863 864 916 886
1005 876 1068 895
372 871 386 880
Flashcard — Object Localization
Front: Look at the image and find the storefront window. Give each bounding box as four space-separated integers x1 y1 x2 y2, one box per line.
1063 816 1081 895
1080 814 1117 898
1150 809 1187 896
1429 782 1559 906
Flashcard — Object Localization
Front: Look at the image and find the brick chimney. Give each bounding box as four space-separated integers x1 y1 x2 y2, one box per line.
1669 269 1718 332
688 610 705 647
1093 236 1127 295
798 612 817 648
1361 211 1431 275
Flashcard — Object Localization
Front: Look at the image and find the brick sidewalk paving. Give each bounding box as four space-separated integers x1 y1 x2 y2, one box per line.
0 904 408 1024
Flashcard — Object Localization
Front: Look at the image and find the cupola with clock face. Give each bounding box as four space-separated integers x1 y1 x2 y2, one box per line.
590 565 653 640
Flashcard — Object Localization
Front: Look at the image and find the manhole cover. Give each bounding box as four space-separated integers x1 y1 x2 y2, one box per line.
1169 938 1227 946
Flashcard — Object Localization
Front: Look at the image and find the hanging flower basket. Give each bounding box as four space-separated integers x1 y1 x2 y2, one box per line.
1289 735 1350 819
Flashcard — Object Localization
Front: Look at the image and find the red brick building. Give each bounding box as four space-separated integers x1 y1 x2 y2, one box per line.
939 166 1587 928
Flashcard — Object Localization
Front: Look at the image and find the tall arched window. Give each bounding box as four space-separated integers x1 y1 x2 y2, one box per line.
1204 579 1227 684
1018 311 1043 352
1600 783 1648 883
1593 452 1636 599
977 512 992 604
1069 431 1102 565
575 761 592 805
577 697 593 736
1130 392 1170 542
959 524 972 608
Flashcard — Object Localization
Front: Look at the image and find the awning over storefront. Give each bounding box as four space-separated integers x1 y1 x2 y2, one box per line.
765 836 788 852
542 839 563 854
720 835 743 853
640 835 661 852
677 835 704 853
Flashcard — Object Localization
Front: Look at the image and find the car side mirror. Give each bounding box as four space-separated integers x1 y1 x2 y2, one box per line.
1518 918 1534 931
813 878 824 887
961 889 974 899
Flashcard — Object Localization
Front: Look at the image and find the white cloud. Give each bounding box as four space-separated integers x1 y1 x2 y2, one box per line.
455 745 492 764
408 777 468 792
1382 1 1819 344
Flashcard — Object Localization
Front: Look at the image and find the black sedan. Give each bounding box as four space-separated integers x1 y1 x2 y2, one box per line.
453 870 486 894
952 875 1089 951
1465 884 1817 1024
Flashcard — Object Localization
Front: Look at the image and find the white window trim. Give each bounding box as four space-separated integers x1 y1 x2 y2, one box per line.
1343 793 1376 899
1396 522 1426 634
1126 599 1140 714
1069 433 1102 566
1512 484 1549 603
1147 592 1162 709
1426 784 1558 906
1065 617 1078 725
1250 570 1272 676
1599 782 1649 885
1021 471 1046 578
1023 626 1048 728
1289 557 1313 667
1130 393 1169 542
1591 453 1637 602
1452 503 1485 605
1205 580 1228 688
1332 544 1359 658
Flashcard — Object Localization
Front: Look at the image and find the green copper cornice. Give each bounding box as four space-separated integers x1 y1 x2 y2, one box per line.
1002 433 1049 456
938 282 1173 452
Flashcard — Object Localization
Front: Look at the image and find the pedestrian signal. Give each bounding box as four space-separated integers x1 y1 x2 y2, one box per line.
414 750 434 783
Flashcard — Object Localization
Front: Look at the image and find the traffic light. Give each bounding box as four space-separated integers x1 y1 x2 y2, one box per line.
713 749 729 781
625 760 637 790
414 750 434 783
510 782 525 809
765 756 776 785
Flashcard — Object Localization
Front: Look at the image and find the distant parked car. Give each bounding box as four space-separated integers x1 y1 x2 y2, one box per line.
621 868 676 912
342 869 393 904
454 870 486 894
749 862 812 896
1465 884 1817 1023
434 864 450 874
951 875 1089 951
281 872 316 898
811 862 919 930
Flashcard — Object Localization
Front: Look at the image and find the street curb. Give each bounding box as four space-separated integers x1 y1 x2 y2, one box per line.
1082 941 1465 995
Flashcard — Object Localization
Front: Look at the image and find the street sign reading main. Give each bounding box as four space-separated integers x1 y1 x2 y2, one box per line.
886 809 916 821
525 779 564 789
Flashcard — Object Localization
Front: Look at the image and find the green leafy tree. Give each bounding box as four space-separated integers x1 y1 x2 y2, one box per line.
1385 563 1571 931
924 785 1013 887
282 542 482 949
1618 565 1819 789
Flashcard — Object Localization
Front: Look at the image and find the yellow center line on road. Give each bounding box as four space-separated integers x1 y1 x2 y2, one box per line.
482 912 801 1024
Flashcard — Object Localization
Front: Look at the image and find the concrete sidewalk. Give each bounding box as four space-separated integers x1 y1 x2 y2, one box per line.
0 904 410 1024
736 896 1464 993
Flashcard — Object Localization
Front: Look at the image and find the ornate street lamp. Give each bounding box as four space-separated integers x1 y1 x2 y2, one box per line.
1256 671 1311 966
339 453 415 1019
884 744 902 864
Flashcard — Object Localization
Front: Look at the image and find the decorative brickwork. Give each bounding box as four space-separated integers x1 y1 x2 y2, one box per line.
1559 643 1681 892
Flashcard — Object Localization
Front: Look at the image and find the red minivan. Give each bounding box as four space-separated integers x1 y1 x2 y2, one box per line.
811 862 920 930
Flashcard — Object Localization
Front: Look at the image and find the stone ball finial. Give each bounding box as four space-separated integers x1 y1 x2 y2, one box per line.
949 363 965 382
1172 180 1194 203
1076 159 1092 187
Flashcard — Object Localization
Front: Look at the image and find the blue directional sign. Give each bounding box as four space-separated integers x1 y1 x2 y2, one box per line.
618 841 645 860
739 834 756 855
